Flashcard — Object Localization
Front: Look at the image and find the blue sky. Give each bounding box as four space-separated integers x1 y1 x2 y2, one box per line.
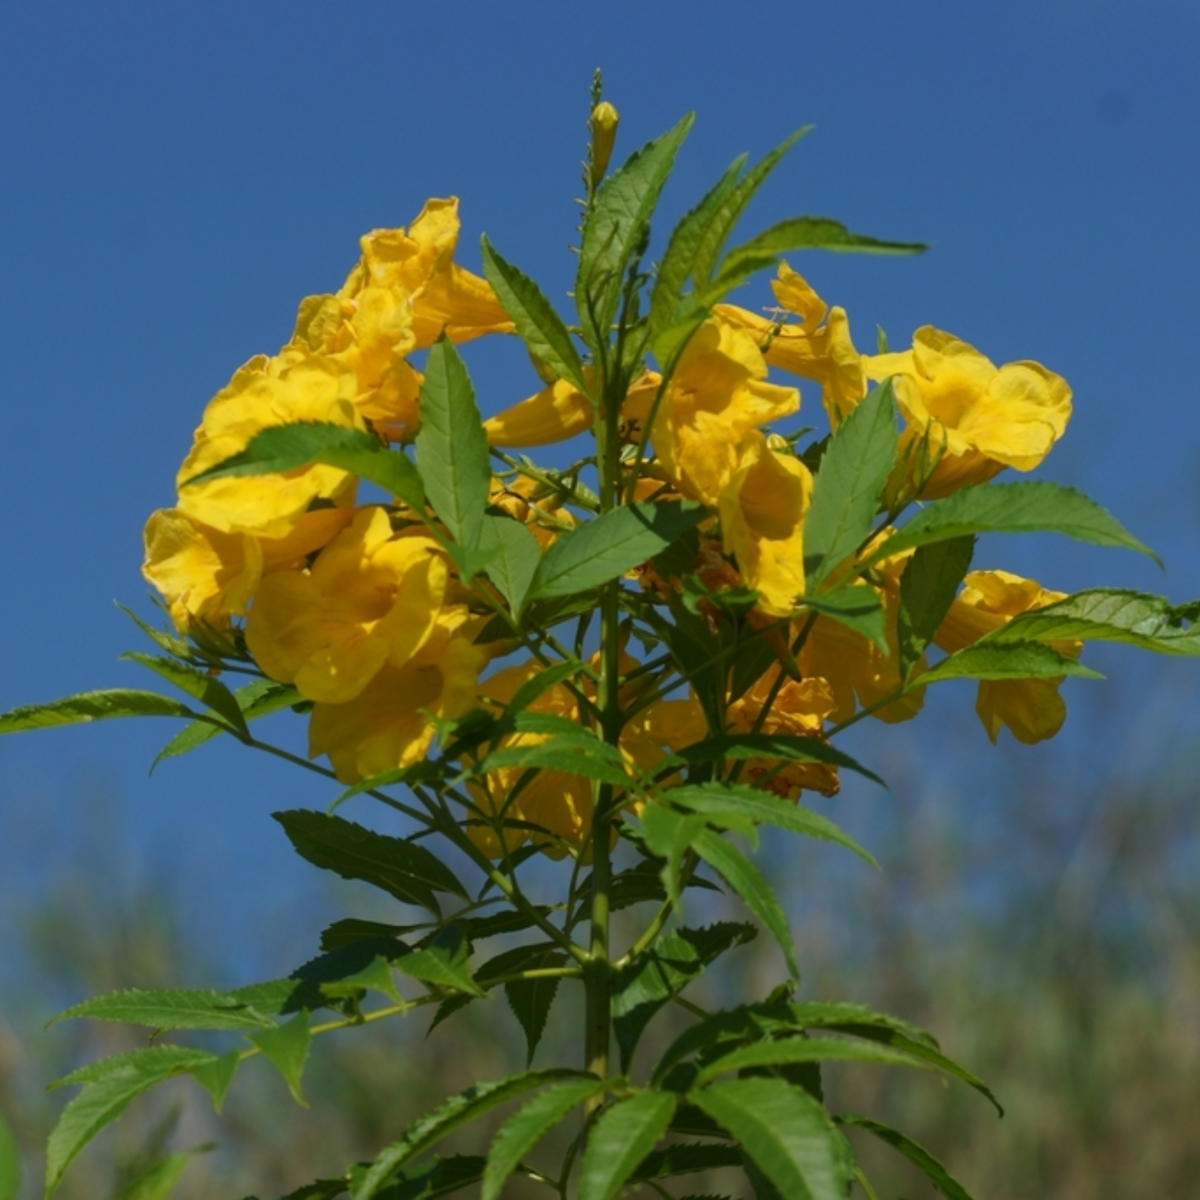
1 1 1198 977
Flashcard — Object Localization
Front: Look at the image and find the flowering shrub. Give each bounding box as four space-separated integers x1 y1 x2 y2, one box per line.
4 81 1198 1200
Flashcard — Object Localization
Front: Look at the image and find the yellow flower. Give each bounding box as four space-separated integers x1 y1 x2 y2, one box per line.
177 351 362 538
717 264 864 425
935 569 1081 744
245 507 453 704
291 198 512 441
718 432 812 617
308 624 485 784
652 318 798 506
864 327 1072 498
142 506 356 630
726 671 840 798
488 476 576 550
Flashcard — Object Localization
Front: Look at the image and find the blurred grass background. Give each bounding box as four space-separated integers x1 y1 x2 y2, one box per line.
1 658 1197 1200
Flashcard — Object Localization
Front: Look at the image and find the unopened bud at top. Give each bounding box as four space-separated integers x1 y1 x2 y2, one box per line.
590 101 620 186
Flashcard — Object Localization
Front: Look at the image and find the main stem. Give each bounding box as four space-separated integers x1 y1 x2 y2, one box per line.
584 371 623 1094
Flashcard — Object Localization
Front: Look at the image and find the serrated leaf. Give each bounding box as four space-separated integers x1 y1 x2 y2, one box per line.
871 480 1158 564
121 652 249 737
477 514 542 613
482 1077 606 1200
504 948 567 1065
415 335 490 548
115 602 190 658
396 926 483 997
180 421 424 510
319 955 403 1004
916 641 1102 685
577 1091 677 1200
319 918 423 953
480 238 588 394
353 1070 592 1199
46 1047 217 1198
897 536 976 678
527 500 706 601
667 784 878 868
804 381 898 588
0 689 203 736
577 113 694 344
695 1035 937 1086
836 1115 976 1200
673 734 884 786
693 830 799 981
638 805 708 910
473 734 632 789
151 678 300 771
633 1141 744 1182
247 1012 311 1105
274 810 468 916
51 987 275 1032
114 1145 209 1200
192 1050 240 1114
717 217 926 289
693 1078 848 1200
0 1112 19 1200
798 586 887 654
980 587 1200 656
614 924 756 1071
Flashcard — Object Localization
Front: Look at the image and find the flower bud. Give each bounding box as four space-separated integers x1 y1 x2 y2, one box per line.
590 101 619 186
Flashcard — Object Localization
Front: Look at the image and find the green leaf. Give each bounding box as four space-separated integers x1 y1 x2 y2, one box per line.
650 155 746 336
396 926 484 997
274 810 468 916
415 335 490 548
632 1141 745 1182
0 689 203 736
694 1035 937 1086
717 217 926 290
897 536 976 678
673 733 884 786
320 918 423 953
691 129 810 288
121 652 249 737
614 924 756 1071
46 1048 216 1198
638 805 708 909
51 987 275 1031
151 678 300 771
0 1112 19 1200
980 587 1200 656
916 640 1102 685
577 113 694 343
836 1115 976 1200
473 734 632 789
346 1155 489 1200
667 784 878 868
353 1071 592 1200
693 1078 849 1200
503 947 567 1065
247 1012 311 1105
192 1050 240 1114
577 1091 677 1200
115 602 190 658
803 381 898 588
478 514 542 613
871 480 1158 565
114 1145 209 1200
506 659 583 716
180 421 425 510
693 830 799 980
527 500 706 601
319 955 403 1004
482 1077 606 1200
799 586 887 655
480 237 588 394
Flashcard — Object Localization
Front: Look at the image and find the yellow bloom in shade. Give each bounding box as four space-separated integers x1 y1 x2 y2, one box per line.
309 627 485 784
652 318 799 506
718 431 812 617
726 670 840 798
935 570 1081 744
864 326 1072 499
142 506 356 630
717 264 864 425
177 351 362 539
245 507 452 704
291 198 512 441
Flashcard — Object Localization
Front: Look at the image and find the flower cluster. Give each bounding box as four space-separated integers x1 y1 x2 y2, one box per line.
144 201 1076 855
